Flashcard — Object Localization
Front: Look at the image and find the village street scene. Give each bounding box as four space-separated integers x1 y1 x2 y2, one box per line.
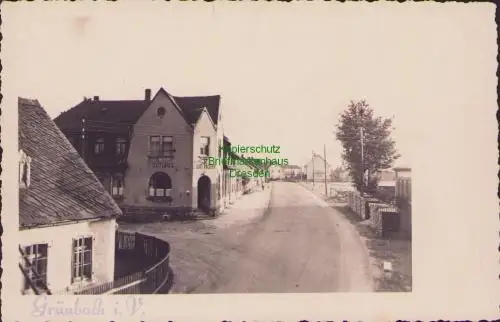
10 5 416 296
17 89 412 295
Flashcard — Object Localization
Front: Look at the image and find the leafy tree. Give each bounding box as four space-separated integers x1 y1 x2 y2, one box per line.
335 100 400 194
241 173 250 186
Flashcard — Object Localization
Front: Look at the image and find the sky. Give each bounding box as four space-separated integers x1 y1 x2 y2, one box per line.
3 2 494 168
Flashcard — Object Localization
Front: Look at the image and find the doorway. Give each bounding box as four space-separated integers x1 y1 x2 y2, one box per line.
197 175 211 211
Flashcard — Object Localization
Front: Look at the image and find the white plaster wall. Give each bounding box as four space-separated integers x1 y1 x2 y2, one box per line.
126 90 194 207
18 218 116 293
192 110 223 209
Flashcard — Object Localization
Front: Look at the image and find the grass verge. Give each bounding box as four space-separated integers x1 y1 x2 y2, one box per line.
299 181 412 292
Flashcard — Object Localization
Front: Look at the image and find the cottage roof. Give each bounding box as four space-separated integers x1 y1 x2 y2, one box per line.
19 98 122 229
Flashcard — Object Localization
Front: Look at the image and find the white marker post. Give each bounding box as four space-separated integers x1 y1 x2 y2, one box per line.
383 261 393 280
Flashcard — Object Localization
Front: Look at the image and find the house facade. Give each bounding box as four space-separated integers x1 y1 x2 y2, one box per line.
54 88 227 214
283 165 302 179
125 89 225 212
304 154 332 181
19 98 122 295
269 165 284 180
394 167 411 238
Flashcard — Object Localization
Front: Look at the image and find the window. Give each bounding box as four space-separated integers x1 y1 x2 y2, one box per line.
116 138 127 156
161 136 174 157
200 137 210 156
94 138 105 155
148 172 172 197
72 237 93 283
157 107 166 117
19 149 31 188
149 136 161 156
111 175 124 196
22 244 48 291
149 136 174 157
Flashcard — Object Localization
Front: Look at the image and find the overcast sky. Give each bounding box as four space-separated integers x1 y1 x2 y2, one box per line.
3 2 494 168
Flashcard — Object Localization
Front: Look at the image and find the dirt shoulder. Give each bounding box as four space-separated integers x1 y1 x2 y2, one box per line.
298 181 412 292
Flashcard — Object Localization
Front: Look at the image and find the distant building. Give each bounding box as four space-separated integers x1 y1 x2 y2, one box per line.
269 165 284 180
394 167 411 201
283 165 302 179
394 167 411 238
18 98 122 295
304 154 332 181
377 169 396 188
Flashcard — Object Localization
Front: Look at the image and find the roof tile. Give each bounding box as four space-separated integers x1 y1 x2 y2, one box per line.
19 98 122 229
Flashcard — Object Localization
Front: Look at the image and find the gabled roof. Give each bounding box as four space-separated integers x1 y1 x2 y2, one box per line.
19 98 122 229
55 89 222 133
173 95 221 125
306 154 331 168
54 98 148 132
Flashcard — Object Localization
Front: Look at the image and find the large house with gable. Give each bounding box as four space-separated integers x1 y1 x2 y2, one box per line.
18 97 122 295
54 88 251 216
304 154 332 181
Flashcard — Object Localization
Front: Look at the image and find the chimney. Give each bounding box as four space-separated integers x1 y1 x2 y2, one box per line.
93 96 99 101
145 89 151 102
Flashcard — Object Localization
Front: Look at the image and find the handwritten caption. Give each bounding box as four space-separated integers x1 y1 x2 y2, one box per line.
31 295 144 317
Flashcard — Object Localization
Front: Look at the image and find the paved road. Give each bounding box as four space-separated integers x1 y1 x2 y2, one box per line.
120 182 373 293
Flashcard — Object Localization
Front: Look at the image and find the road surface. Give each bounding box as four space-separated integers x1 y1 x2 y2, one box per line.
119 182 373 293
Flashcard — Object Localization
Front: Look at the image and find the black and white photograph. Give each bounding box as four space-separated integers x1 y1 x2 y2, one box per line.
1 1 498 321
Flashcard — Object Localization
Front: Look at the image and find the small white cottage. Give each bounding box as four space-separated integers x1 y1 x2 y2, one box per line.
18 97 122 295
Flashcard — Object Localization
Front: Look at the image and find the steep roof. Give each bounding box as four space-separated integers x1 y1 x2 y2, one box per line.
54 99 149 132
173 95 221 125
19 98 122 229
55 91 221 131
306 154 331 168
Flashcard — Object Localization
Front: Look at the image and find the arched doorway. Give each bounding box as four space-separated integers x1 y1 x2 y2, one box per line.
197 175 211 211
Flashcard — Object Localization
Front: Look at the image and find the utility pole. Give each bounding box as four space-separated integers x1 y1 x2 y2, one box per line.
81 118 86 161
323 144 328 196
357 103 365 197
312 150 315 189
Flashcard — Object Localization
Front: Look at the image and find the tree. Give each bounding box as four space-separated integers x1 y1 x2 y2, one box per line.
241 173 250 186
335 100 400 194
